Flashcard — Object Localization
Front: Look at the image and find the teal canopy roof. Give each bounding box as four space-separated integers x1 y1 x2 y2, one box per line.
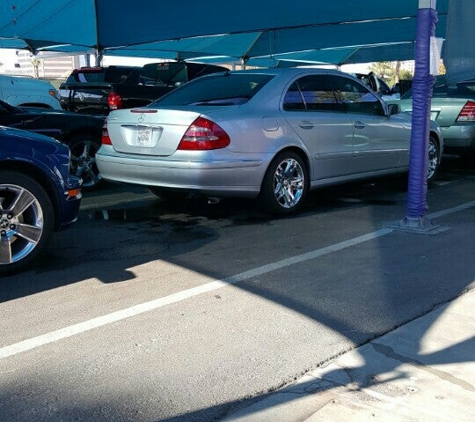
0 0 449 65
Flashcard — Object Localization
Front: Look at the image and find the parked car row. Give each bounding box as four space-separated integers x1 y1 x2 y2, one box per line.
5 64 475 275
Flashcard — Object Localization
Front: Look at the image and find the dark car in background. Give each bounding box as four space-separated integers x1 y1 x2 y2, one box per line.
0 126 82 275
59 62 228 116
0 99 104 189
395 75 475 156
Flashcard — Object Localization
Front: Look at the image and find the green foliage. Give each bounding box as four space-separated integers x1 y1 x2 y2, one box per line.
369 61 414 87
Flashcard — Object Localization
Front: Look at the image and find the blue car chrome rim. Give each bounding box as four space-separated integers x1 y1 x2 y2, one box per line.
0 184 44 264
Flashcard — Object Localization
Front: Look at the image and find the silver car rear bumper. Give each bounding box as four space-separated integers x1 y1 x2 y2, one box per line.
96 146 267 197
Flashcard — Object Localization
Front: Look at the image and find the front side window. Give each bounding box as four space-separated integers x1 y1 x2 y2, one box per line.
334 76 384 115
283 74 383 115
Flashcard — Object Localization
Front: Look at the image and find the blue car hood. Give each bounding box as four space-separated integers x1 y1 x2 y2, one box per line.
0 125 61 148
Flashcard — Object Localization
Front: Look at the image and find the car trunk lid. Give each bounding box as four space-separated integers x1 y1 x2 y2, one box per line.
106 108 202 156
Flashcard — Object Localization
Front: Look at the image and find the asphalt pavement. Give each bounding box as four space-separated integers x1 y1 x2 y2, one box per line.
1 157 474 422
219 159 475 421
221 288 475 422
81 159 475 422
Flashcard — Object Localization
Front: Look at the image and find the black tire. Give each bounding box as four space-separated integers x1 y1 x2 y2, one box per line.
427 135 440 183
0 171 55 276
69 136 102 190
259 151 308 214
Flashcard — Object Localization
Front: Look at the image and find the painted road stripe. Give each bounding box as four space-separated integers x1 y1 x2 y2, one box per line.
1 200 474 360
0 229 392 359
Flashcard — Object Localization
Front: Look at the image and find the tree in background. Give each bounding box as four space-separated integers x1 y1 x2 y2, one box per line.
369 61 414 86
31 58 41 79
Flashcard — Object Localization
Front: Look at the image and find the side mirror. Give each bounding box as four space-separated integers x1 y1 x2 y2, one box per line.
388 103 400 115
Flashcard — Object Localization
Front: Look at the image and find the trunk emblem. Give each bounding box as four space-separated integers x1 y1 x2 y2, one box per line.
138 114 145 123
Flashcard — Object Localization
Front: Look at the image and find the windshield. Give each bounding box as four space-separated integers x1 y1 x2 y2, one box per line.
150 73 275 107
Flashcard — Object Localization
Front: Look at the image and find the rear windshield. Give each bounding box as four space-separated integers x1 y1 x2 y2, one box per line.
67 70 105 84
150 73 275 106
66 67 140 84
104 67 141 84
401 77 475 99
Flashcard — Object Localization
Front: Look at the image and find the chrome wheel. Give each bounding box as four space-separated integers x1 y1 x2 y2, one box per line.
261 151 308 214
427 136 440 181
273 158 305 208
0 185 44 265
70 138 102 189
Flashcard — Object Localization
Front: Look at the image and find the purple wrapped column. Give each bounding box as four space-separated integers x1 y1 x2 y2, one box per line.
405 5 438 219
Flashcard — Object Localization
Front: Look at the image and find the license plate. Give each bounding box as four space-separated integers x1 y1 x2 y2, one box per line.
136 127 153 147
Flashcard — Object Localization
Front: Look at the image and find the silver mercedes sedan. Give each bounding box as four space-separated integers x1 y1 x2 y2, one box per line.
96 68 443 214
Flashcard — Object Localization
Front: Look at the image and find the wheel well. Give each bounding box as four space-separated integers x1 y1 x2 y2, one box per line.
261 147 310 192
429 130 442 156
274 147 310 172
0 161 61 229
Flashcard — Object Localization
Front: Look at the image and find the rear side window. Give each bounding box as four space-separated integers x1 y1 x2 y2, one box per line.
151 73 274 106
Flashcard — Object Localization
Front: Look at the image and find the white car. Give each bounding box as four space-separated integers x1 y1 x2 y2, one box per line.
0 74 61 109
97 68 443 214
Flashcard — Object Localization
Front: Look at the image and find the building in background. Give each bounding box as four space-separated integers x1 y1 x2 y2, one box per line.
0 49 83 79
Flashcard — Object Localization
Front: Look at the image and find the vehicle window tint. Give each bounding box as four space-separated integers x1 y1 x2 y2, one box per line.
283 75 341 112
445 82 475 98
432 82 448 98
298 75 341 111
140 63 189 86
105 67 141 84
334 76 384 115
75 71 105 83
283 82 305 110
152 73 274 106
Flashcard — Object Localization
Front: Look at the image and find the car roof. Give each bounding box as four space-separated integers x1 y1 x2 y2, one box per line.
222 67 350 77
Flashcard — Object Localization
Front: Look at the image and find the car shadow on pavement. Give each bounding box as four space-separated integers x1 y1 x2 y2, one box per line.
0 156 474 422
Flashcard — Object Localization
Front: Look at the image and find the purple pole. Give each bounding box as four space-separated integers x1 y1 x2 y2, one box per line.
405 2 438 220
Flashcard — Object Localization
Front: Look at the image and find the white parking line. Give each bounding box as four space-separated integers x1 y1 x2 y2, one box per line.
1 200 474 360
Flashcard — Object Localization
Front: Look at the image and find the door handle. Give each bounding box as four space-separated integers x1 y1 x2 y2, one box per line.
354 121 366 129
298 121 314 129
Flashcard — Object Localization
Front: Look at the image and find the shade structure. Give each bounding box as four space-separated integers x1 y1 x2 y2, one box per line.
0 0 448 65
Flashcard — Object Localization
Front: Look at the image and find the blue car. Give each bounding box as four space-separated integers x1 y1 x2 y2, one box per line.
0 126 82 275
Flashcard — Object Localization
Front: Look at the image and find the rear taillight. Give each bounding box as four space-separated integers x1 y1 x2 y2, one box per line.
101 121 111 145
178 117 230 150
456 101 475 122
108 92 123 110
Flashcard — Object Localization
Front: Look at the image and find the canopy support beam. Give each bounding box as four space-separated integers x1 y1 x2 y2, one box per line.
394 0 444 234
